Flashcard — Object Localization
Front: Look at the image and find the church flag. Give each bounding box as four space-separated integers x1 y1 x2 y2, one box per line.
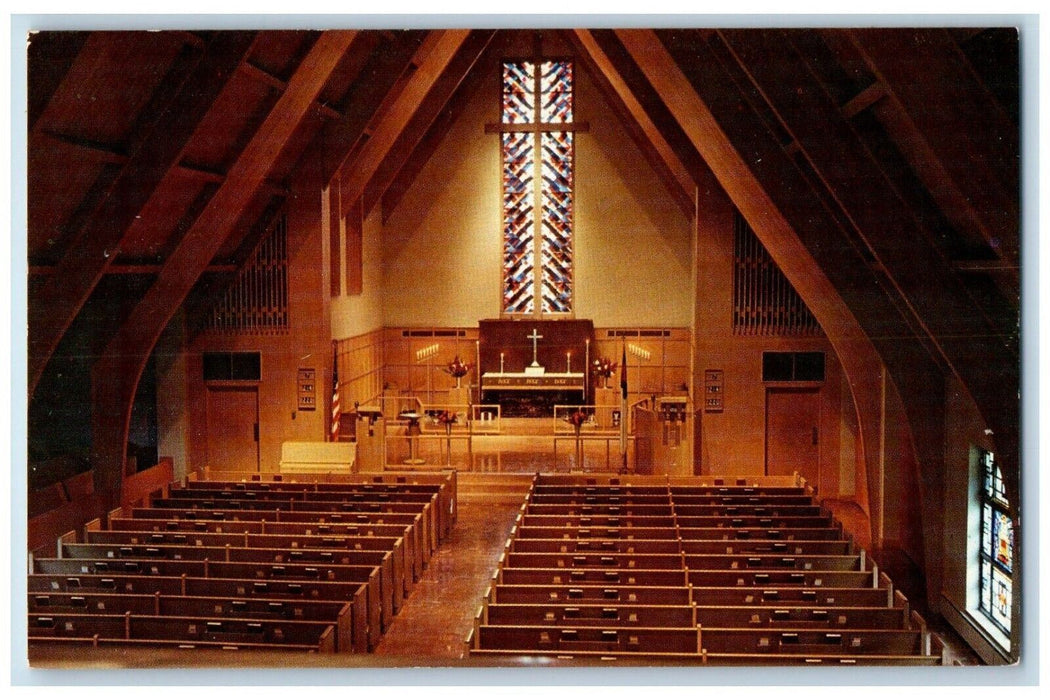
330 347 341 441
619 341 628 467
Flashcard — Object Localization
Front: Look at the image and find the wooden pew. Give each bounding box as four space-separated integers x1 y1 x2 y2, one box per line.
501 552 685 571
687 569 875 589
28 592 356 652
29 573 371 651
487 584 693 606
513 525 680 541
84 529 413 600
469 623 702 657
509 538 682 554
678 526 843 541
678 539 853 555
497 567 688 587
109 515 425 583
32 558 384 649
29 612 337 652
675 505 826 517
682 553 863 571
481 602 696 628
698 627 928 656
527 494 674 506
674 515 834 528
519 514 678 528
59 542 399 629
689 586 893 608
524 503 676 517
693 605 909 629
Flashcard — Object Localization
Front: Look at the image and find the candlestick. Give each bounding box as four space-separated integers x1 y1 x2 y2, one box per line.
500 352 505 374
566 352 572 373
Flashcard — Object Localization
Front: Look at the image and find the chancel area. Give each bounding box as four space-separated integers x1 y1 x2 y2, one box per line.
24 27 1022 669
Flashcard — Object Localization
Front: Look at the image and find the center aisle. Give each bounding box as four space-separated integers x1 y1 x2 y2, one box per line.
372 489 525 661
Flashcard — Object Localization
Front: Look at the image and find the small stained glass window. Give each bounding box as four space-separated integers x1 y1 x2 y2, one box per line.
977 449 1012 634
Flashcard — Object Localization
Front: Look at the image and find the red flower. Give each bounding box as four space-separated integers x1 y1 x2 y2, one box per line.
568 409 588 428
592 357 617 379
446 356 472 378
435 410 458 426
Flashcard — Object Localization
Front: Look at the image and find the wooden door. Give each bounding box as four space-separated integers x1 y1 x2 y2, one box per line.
206 385 259 472
765 388 820 483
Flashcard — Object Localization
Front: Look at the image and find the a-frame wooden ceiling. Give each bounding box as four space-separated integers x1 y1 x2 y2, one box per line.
26 28 1020 511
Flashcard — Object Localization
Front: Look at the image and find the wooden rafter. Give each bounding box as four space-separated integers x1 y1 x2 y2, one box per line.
361 30 496 219
89 30 357 504
571 29 696 218
615 27 894 556
839 29 1020 277
335 30 471 213
27 31 258 396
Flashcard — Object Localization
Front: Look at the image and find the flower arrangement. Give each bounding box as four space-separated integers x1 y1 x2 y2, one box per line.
445 356 472 378
434 410 459 426
592 357 617 388
567 409 589 429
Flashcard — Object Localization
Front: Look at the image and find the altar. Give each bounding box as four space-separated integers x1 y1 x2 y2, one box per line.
478 318 594 417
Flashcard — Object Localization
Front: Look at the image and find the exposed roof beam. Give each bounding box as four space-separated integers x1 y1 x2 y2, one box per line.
27 31 258 396
89 30 357 505
240 59 346 122
615 28 896 562
362 30 495 219
844 28 1019 275
30 263 237 276
334 30 470 213
571 29 696 218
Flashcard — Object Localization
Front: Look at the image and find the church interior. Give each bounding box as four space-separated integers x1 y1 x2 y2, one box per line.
22 26 1024 672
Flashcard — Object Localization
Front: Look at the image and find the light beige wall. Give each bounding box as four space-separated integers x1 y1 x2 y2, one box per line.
693 175 853 495
181 168 332 474
380 51 692 328
331 204 385 339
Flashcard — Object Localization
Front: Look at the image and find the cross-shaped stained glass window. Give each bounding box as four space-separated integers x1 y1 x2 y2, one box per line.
500 60 575 316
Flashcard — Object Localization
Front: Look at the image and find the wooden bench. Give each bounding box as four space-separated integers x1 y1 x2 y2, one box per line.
698 627 928 656
682 553 864 572
59 542 400 627
693 605 909 629
690 586 893 608
32 558 385 648
29 612 338 652
502 552 685 571
513 525 680 541
678 526 843 541
469 623 702 656
29 573 371 650
486 584 693 606
496 567 688 587
524 503 676 517
687 569 875 588
28 591 357 652
678 539 853 555
509 538 683 554
481 602 696 628
519 514 679 528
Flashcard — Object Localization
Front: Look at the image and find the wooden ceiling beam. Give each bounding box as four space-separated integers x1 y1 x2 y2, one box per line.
335 30 471 214
843 28 1019 274
615 28 907 564
240 59 346 122
88 30 357 505
362 30 496 219
27 31 258 397
720 29 1015 364
571 29 696 218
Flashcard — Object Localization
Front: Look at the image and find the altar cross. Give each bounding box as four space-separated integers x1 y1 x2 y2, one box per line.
528 328 543 367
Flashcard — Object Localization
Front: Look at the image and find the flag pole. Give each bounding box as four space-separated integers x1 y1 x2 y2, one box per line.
620 339 628 474
330 341 341 442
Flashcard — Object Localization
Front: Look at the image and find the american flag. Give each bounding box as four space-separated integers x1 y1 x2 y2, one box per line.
330 350 341 441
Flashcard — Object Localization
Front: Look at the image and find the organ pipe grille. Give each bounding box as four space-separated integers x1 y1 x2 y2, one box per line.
205 213 289 334
733 212 822 336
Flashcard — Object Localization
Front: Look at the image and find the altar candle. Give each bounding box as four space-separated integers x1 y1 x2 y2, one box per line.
500 353 505 373
567 352 572 373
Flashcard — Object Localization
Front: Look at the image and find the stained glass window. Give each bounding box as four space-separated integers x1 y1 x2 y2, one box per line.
977 449 1013 634
501 60 574 316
